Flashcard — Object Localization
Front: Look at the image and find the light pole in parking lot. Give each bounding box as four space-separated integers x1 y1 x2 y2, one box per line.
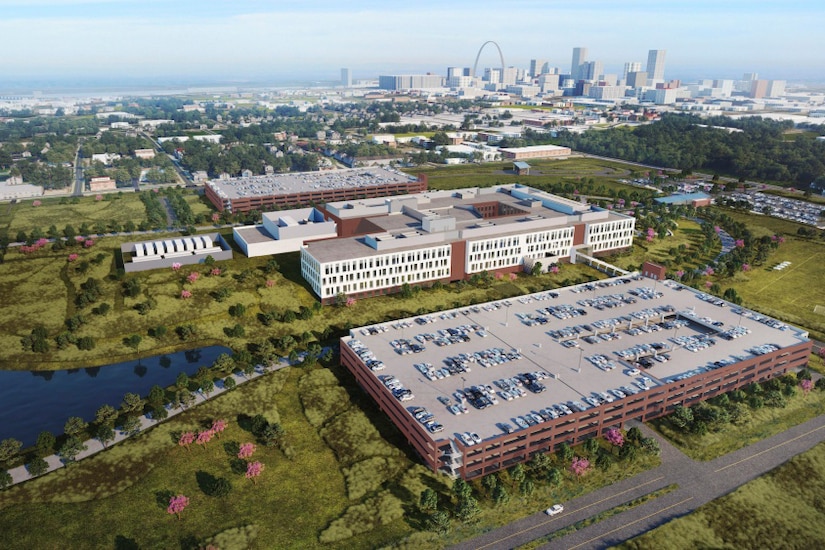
504 303 510 327
577 347 584 372
461 376 467 394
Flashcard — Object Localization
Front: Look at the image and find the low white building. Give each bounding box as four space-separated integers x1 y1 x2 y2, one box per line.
233 207 337 257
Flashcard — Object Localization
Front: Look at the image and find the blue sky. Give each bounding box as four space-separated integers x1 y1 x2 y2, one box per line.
1 0 822 83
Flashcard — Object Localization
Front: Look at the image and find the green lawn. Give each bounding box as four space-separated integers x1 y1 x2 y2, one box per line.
615 441 825 550
6 193 149 237
605 218 719 273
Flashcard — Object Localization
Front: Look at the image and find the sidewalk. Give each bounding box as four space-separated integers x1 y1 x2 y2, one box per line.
5 354 298 487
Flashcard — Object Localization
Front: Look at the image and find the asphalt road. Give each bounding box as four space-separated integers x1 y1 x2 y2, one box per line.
451 413 825 550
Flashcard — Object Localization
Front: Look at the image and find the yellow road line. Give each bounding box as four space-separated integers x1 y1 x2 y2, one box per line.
475 476 667 550
715 423 825 473
567 496 694 550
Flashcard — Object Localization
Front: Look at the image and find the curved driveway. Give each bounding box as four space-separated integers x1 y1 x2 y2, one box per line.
450 413 825 550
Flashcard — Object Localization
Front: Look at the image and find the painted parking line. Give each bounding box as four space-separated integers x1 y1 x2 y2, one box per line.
474 476 667 550
714 423 825 473
567 496 694 550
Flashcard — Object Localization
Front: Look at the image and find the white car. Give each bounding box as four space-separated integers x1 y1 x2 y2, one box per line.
545 504 564 516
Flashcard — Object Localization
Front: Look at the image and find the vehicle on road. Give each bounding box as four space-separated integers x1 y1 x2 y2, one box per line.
545 504 564 516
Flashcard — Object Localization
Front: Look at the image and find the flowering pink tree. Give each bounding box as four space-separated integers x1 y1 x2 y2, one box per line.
210 419 227 438
178 431 195 451
32 200 42 207
265 279 275 288
210 268 221 276
570 456 591 478
674 270 685 279
509 272 517 282
171 262 182 271
95 194 103 201
238 442 256 459
246 461 264 484
646 227 656 242
186 272 200 284
68 253 79 262
346 297 356 307
549 265 560 274
800 379 813 396
742 263 751 272
495 272 503 280
714 226 722 233
704 266 715 277
84 239 95 248
735 239 745 248
605 428 624 448
705 281 713 289
167 495 189 520
212 212 221 223
196 429 213 449
180 289 192 299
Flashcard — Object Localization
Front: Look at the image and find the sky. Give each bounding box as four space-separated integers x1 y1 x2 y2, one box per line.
1 0 823 87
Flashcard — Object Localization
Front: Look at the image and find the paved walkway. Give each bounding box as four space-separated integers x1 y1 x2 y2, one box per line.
451 412 825 550
5 356 295 487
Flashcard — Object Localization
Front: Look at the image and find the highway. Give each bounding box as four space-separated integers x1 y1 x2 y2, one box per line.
450 412 825 550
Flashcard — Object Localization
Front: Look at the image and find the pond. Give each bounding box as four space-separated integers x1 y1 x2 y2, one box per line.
0 346 231 447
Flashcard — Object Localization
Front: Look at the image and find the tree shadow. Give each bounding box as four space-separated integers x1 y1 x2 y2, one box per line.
154 489 174 510
113 535 140 550
195 470 217 495
223 440 240 457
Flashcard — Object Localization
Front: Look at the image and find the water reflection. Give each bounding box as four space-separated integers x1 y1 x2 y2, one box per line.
1 346 231 446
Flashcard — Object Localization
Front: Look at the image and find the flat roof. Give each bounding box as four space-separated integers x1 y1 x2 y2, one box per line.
655 192 711 204
344 275 808 445
499 144 570 153
206 166 418 201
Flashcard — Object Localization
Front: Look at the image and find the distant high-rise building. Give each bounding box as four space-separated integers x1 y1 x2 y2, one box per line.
742 72 758 81
749 79 769 98
447 67 463 79
501 67 519 86
767 80 786 97
530 59 547 77
582 60 603 81
484 68 501 84
571 47 588 80
341 68 352 87
378 75 444 91
713 79 733 96
646 49 666 82
623 62 642 82
627 71 647 88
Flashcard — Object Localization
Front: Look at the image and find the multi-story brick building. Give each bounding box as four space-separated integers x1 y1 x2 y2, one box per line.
301 184 635 303
204 167 426 213
340 275 811 479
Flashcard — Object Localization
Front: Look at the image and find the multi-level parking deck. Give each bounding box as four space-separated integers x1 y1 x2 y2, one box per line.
340 274 811 479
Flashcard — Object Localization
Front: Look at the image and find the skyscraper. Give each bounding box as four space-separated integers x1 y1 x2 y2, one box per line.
341 68 352 87
571 47 587 80
646 50 666 82
623 62 642 82
530 59 547 77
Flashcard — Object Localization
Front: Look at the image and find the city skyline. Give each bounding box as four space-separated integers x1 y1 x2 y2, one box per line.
0 0 823 86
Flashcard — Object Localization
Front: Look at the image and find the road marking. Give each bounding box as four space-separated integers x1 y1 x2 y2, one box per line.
567 496 694 550
474 476 667 550
714 423 825 473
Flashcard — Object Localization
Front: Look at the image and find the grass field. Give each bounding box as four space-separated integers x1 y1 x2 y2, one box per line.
5 193 149 237
650 377 825 461
0 359 661 549
710 210 825 340
404 157 654 195
605 218 719 273
615 441 825 550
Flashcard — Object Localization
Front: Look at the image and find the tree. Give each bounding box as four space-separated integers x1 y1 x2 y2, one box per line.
167 494 189 520
0 470 11 491
26 457 49 478
210 419 227 438
224 376 237 391
35 431 56 458
196 430 214 449
58 436 87 463
556 442 573 463
570 456 591 477
596 451 613 471
176 372 190 392
0 438 22 465
237 442 256 460
419 487 438 513
147 385 167 408
123 334 142 353
519 478 535 496
508 463 526 484
178 431 195 451
96 423 115 448
120 415 142 436
199 377 215 398
492 484 510 506
427 510 452 535
455 495 481 523
121 392 143 415
63 416 88 438
245 461 264 484
605 427 624 448
95 404 118 427
452 477 472 500
546 467 562 485
626 426 643 444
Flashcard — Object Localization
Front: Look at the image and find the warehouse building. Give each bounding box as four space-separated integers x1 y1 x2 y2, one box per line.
300 184 635 303
340 275 811 479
